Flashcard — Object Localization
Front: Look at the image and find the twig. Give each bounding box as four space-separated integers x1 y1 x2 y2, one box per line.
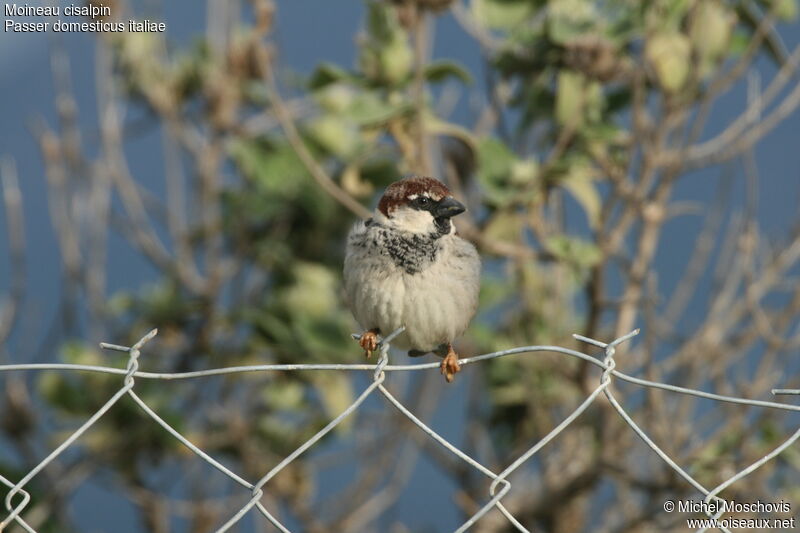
663 45 800 169
0 157 25 350
414 11 434 175
258 46 372 220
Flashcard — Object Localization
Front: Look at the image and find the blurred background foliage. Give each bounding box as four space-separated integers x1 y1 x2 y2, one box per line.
2 0 800 531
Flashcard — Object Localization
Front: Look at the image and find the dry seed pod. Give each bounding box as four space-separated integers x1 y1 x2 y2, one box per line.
563 35 624 82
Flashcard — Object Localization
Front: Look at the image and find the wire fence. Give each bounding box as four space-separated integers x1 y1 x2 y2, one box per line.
1 326 799 532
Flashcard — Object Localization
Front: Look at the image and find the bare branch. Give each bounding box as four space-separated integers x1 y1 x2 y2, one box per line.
0 157 25 350
258 46 372 220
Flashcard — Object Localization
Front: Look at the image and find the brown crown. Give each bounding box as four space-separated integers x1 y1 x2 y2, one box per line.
377 176 451 217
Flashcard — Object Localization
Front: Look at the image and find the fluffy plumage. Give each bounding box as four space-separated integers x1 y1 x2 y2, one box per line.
343 176 481 381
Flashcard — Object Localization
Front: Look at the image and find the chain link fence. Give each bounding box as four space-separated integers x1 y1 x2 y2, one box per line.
1 326 799 532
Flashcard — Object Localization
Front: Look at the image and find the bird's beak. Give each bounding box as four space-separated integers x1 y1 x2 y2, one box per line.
433 197 466 219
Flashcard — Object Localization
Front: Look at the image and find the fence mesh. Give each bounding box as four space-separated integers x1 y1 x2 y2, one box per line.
1 326 799 533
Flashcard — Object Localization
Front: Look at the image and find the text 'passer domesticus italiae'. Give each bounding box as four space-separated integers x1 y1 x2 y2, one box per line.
343 176 481 382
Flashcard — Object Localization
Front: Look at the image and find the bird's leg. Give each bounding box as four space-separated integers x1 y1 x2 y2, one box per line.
358 328 380 358
440 343 461 383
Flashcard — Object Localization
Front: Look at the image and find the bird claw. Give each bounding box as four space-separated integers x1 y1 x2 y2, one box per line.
358 329 380 358
440 346 461 383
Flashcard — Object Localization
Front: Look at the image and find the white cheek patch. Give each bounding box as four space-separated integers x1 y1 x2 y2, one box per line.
389 206 437 234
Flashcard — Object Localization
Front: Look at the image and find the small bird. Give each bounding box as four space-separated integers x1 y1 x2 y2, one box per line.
343 176 481 382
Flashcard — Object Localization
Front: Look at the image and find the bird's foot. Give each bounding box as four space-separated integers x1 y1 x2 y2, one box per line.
440 344 461 383
358 328 380 358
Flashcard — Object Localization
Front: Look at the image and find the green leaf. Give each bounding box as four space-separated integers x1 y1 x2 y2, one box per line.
229 138 306 194
548 0 597 45
311 373 354 432
340 164 374 197
645 32 691 93
360 1 413 85
307 115 361 158
646 0 691 32
756 0 798 21
484 211 522 242
509 158 538 185
472 0 533 30
379 34 414 85
347 91 410 125
62 342 103 366
425 114 478 153
605 88 632 114
689 2 734 61
309 63 356 90
555 70 585 126
728 29 751 57
314 83 356 113
478 276 516 309
477 137 516 182
281 263 339 319
254 313 295 346
774 0 799 20
490 380 529 406
560 162 601 229
475 136 524 206
366 0 395 44
545 235 602 271
424 60 473 85
262 380 306 411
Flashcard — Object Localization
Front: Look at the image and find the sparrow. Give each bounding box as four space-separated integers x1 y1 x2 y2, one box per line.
343 176 481 382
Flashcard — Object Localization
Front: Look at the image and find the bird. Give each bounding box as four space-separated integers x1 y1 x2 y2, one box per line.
343 176 481 382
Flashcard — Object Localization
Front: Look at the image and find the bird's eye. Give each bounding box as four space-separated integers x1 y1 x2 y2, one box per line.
412 197 431 209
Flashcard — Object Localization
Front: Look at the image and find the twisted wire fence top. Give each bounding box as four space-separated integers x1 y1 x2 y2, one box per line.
1 327 799 533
